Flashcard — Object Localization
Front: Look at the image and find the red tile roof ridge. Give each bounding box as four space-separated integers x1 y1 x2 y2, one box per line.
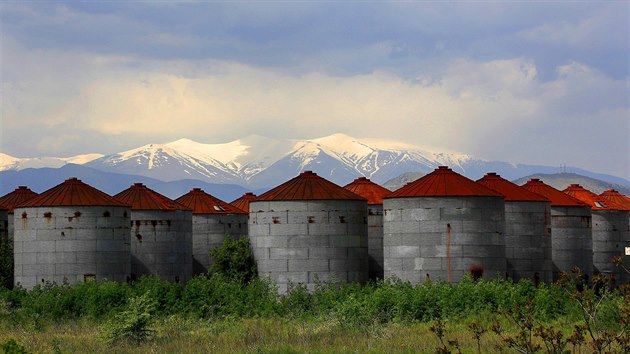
477 173 549 202
599 189 630 210
521 179 588 207
176 188 245 214
0 186 39 213
16 178 128 208
255 171 367 201
387 166 504 198
563 184 628 211
344 177 391 205
230 192 257 212
114 183 190 211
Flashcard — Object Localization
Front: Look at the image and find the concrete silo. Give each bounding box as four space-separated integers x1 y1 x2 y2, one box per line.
115 183 193 283
522 179 592 281
249 171 368 294
599 190 630 284
383 166 506 284
344 177 391 280
13 178 131 289
563 184 629 283
0 186 39 240
176 188 248 275
230 192 257 213
0 203 7 241
477 173 552 283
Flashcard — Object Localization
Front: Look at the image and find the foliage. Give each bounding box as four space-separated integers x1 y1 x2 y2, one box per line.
0 239 13 290
104 292 157 345
0 339 28 354
209 236 258 284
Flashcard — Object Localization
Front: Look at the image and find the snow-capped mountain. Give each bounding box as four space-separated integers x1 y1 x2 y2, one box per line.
2 134 628 189
0 152 103 171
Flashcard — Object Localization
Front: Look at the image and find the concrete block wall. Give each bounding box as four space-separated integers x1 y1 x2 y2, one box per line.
13 206 130 289
622 212 630 285
249 200 368 294
130 210 193 283
550 206 592 281
591 210 629 283
505 201 552 283
368 205 384 280
383 196 506 284
192 213 248 275
7 214 14 242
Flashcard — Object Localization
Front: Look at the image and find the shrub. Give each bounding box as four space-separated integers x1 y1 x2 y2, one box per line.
209 236 257 284
1 339 29 354
0 238 13 290
105 292 157 345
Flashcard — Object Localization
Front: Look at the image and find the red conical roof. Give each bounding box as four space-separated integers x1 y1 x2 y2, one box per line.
521 179 587 207
563 184 628 211
230 192 257 212
255 171 366 202
114 183 190 211
387 166 503 198
477 173 549 202
17 178 128 208
0 186 39 213
599 189 630 210
176 188 245 215
344 177 391 205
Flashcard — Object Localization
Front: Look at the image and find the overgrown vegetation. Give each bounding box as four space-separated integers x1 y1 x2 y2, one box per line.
0 238 13 290
208 236 257 284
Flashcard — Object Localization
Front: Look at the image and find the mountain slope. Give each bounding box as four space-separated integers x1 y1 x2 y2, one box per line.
512 173 630 195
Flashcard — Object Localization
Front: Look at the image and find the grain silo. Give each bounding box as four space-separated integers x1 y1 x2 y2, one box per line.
344 177 391 280
249 171 368 294
599 190 630 284
176 188 248 275
13 178 131 289
115 183 193 283
477 173 552 283
383 166 506 284
563 184 629 283
230 192 257 213
0 203 7 241
0 186 39 240
521 179 592 281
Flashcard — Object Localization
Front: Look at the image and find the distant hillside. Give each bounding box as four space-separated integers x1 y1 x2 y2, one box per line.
512 173 630 195
0 164 260 202
382 172 426 191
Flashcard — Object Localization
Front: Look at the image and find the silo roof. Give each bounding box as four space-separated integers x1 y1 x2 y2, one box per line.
386 166 503 198
255 171 367 202
344 177 391 205
230 192 257 212
115 183 190 211
599 189 630 210
521 179 587 207
562 184 628 211
176 188 245 215
0 186 39 213
17 178 128 208
477 173 549 202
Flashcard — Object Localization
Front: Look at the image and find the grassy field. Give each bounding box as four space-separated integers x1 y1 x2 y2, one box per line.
0 315 603 353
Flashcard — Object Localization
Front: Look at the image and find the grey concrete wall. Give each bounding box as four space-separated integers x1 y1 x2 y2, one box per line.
368 205 384 280
130 210 193 283
192 213 248 275
0 209 7 241
622 212 630 285
13 206 131 289
591 210 629 283
505 201 552 283
550 206 592 281
249 200 368 294
383 196 506 284
7 214 14 242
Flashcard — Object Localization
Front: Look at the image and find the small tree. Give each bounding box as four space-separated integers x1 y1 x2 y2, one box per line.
105 292 157 345
0 238 13 289
209 236 257 284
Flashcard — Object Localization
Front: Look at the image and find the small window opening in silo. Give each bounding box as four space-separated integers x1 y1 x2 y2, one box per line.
151 220 157 227
74 211 82 217
339 216 346 223
228 223 232 228
61 231 65 237
123 211 128 218
136 234 142 242
21 212 28 219
84 274 96 282
44 212 52 218
166 220 171 227
214 205 225 211
135 220 142 227
103 211 111 217
175 276 180 283
308 216 315 223
368 210 375 216
272 217 281 224
594 201 607 208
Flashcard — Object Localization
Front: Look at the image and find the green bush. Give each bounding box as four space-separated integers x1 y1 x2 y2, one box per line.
209 236 257 284
1 339 28 354
105 292 156 345
0 238 13 290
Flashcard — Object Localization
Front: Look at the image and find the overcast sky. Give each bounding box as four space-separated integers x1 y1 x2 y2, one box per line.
1 2 628 179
